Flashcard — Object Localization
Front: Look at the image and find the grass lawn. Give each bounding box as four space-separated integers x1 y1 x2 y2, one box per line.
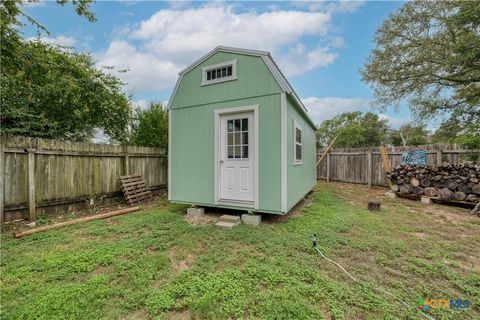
1 182 479 319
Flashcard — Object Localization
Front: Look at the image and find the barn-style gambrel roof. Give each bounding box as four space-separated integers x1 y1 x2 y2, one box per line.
167 46 316 129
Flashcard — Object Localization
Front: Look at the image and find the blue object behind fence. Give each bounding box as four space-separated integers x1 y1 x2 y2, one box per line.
402 150 426 165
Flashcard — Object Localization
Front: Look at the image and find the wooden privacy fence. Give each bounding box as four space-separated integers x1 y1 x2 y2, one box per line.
317 144 480 187
0 136 167 223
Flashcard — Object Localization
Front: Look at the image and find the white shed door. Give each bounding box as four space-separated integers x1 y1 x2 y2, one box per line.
219 112 254 203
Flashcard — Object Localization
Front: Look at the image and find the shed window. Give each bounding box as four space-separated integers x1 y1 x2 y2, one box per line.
227 118 248 159
294 121 302 164
202 60 237 85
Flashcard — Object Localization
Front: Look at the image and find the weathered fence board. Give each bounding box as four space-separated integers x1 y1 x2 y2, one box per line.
317 144 479 187
0 136 167 223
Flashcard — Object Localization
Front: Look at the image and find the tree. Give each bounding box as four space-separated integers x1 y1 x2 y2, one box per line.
361 1 480 131
316 112 389 148
1 0 132 142
389 123 429 147
433 120 480 149
129 102 168 148
1 40 131 141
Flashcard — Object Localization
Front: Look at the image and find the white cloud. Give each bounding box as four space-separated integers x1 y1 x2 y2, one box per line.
27 35 77 47
132 99 150 110
97 3 343 92
97 40 179 91
302 96 370 124
279 44 337 76
296 1 365 13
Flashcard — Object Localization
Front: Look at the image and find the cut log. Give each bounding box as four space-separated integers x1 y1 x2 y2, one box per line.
472 184 480 195
424 187 438 197
410 177 420 187
420 179 432 187
391 184 399 192
453 191 467 201
445 180 458 190
472 202 480 216
13 207 140 238
413 187 424 195
466 194 479 202
400 184 413 193
438 188 453 200
458 183 471 194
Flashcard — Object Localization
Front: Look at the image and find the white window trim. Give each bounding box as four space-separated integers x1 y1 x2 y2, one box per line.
293 119 303 165
201 59 237 86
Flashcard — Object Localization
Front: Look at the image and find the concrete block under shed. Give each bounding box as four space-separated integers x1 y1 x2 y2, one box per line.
421 196 432 204
385 191 397 199
241 214 261 226
187 207 204 217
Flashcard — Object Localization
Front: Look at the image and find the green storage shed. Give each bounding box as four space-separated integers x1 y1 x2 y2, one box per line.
168 46 317 214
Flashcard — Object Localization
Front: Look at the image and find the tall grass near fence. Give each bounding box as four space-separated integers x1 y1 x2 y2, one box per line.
0 136 167 223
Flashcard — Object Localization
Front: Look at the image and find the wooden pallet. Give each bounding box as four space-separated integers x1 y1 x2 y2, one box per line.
395 192 477 208
118 175 152 205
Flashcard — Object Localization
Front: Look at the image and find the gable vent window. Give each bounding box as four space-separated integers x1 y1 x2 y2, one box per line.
202 60 237 85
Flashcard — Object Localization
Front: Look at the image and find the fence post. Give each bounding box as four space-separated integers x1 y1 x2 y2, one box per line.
367 151 373 188
436 150 443 166
27 148 36 221
326 152 331 182
0 136 4 226
123 145 130 176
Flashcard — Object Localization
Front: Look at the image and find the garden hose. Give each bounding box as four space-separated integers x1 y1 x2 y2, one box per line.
313 246 437 320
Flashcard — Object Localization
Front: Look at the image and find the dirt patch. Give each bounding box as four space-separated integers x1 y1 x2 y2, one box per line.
94 264 113 275
166 310 191 320
263 189 316 224
121 309 148 320
168 246 195 273
412 232 428 239
323 181 475 223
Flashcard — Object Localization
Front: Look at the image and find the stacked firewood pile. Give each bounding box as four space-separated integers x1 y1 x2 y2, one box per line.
387 163 480 202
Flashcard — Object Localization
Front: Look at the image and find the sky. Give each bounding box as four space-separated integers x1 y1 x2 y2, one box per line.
22 0 411 129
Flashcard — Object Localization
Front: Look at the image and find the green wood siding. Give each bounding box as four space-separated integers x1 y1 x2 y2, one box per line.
170 52 282 109
286 95 317 211
170 94 282 212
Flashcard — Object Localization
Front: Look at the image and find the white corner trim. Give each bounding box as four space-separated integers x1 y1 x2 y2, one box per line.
213 105 259 210
280 92 287 213
201 59 237 86
261 56 290 93
168 109 172 200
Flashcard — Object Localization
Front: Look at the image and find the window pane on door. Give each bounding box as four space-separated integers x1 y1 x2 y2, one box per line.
242 132 248 145
225 117 250 160
242 146 248 158
234 146 241 158
234 133 241 144
234 119 241 131
241 118 248 131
